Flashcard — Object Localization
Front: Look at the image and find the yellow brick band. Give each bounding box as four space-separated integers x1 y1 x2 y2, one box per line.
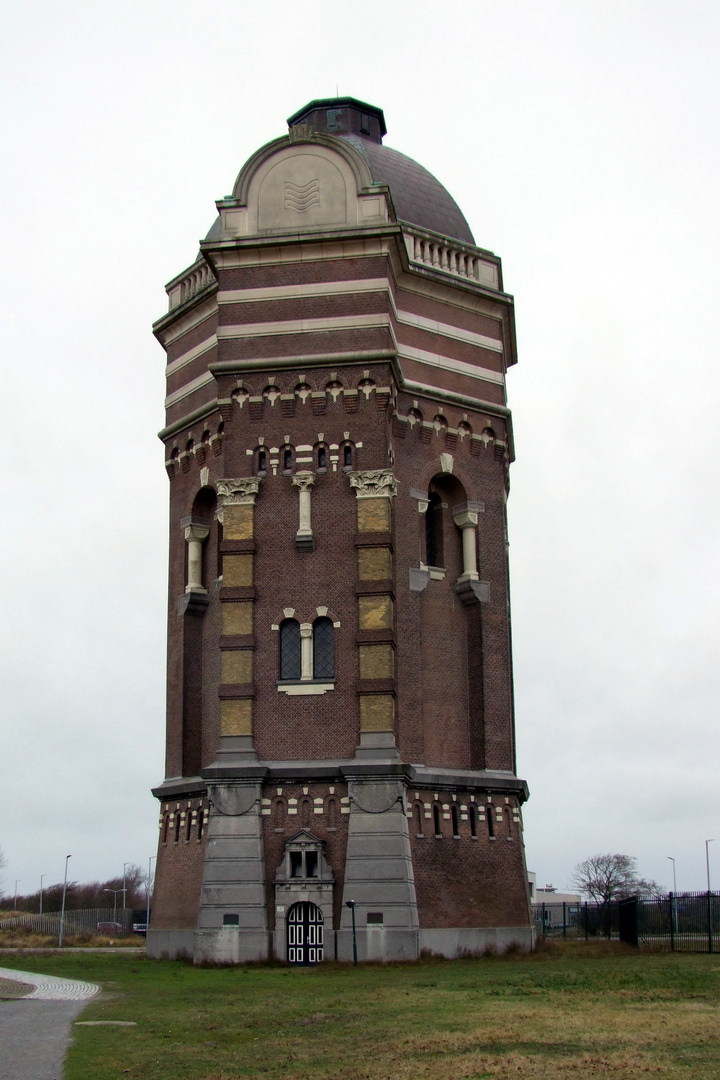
357 547 392 581
223 553 253 587
221 601 254 636
221 650 253 684
358 643 394 680
358 594 393 631
222 503 254 540
357 497 391 533
221 699 252 736
359 694 395 732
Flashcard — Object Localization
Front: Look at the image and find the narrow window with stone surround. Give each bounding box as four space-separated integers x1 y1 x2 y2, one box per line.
452 804 460 838
433 805 441 837
312 617 334 679
414 803 424 836
487 805 495 839
469 804 477 838
279 619 302 681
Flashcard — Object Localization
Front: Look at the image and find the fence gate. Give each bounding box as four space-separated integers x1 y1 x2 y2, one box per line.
287 901 323 965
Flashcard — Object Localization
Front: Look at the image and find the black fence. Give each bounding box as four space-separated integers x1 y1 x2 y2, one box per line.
533 892 720 952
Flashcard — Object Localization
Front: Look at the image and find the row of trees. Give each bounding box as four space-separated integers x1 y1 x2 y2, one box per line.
0 854 151 914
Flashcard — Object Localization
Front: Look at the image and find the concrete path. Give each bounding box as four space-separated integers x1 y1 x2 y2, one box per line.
0 967 100 1080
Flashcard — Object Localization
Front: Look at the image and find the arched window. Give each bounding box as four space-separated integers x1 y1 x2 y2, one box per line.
174 812 182 843
433 804 441 837
186 809 193 843
469 804 477 838
343 444 353 469
279 619 302 681
283 447 293 471
162 813 169 844
198 807 205 841
313 617 334 679
451 805 460 838
326 797 338 828
425 492 443 567
414 803 424 836
257 448 267 475
504 807 512 836
487 804 495 838
273 798 286 829
300 798 312 828
317 445 327 470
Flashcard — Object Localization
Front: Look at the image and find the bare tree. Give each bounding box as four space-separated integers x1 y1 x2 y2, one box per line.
571 853 661 904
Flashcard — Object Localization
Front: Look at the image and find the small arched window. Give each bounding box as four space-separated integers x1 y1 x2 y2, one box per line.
487 804 495 838
469 804 477 838
273 798 286 829
433 805 441 837
343 444 353 469
197 807 205 841
186 810 193 843
174 812 182 843
326 798 338 828
162 813 169 844
317 445 327 470
451 805 460 837
300 798 312 828
283 447 293 471
313 617 334 679
257 448 267 475
279 619 302 681
504 807 512 836
414 803 424 836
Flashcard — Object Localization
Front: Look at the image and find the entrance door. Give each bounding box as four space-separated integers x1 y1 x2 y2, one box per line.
287 901 324 964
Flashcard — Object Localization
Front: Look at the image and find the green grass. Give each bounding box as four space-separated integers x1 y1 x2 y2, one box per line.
1 943 719 1079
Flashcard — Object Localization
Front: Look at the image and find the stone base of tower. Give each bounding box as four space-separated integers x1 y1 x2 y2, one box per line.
150 765 533 964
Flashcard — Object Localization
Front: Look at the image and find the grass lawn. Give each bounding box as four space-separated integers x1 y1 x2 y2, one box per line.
1 942 719 1079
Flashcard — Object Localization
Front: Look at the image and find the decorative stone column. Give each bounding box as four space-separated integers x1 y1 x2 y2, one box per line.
292 471 315 551
453 501 491 606
300 623 313 680
348 469 398 760
211 477 261 767
453 505 479 581
184 522 210 593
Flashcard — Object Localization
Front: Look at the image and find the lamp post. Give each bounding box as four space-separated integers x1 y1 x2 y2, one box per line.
14 881 20 911
123 863 133 911
706 840 714 954
145 856 156 938
667 856 678 936
103 888 123 923
345 900 358 967
58 855 71 948
40 875 47 916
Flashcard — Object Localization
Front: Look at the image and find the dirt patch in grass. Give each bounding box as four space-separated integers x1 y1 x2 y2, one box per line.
0 948 718 1080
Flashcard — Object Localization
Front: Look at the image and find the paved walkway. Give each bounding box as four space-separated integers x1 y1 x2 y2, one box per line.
0 968 100 1080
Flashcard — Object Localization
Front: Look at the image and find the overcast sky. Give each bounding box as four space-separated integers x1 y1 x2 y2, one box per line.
1 0 718 902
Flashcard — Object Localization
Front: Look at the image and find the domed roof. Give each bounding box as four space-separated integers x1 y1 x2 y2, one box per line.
205 98 474 246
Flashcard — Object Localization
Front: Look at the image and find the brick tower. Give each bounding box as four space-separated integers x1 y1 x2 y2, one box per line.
148 97 532 963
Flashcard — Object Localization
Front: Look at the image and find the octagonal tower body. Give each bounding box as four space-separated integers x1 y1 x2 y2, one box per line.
148 98 532 963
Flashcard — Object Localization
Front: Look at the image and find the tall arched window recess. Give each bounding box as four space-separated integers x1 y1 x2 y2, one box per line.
279 619 302 681
451 805 460 838
425 492 443 568
469 804 478 838
313 617 334 679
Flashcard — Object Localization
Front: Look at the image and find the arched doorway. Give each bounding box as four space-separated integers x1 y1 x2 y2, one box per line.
287 901 324 964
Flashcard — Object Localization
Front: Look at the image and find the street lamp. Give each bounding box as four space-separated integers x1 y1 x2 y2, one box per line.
706 840 715 955
14 881 20 911
345 900 358 967
123 862 133 911
145 856 156 937
667 857 678 935
58 855 71 948
40 875 47 916
103 888 124 922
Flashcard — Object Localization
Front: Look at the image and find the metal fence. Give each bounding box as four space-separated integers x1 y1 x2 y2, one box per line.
0 908 136 937
533 891 720 952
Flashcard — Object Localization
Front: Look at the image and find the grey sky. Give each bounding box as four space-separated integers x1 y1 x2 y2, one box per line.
1 0 718 900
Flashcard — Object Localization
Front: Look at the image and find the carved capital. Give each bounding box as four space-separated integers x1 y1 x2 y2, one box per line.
291 471 316 492
184 522 210 543
348 469 398 499
217 477 261 506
